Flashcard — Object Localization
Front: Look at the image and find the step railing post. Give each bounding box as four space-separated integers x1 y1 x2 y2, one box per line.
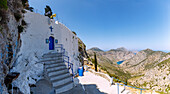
12 83 13 94
56 44 74 82
117 83 119 94
0 83 2 94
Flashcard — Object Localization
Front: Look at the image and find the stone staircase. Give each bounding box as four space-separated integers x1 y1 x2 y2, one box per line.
40 52 74 94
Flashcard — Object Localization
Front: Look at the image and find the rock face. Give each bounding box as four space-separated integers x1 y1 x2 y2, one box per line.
78 38 88 65
0 0 24 93
87 47 170 93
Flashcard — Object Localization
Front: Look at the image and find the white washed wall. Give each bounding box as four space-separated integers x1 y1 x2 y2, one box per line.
23 11 80 73
12 11 81 94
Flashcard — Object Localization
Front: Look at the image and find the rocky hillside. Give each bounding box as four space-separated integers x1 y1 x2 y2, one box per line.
0 0 26 93
87 47 135 81
122 50 170 93
87 47 170 93
78 37 88 64
121 49 168 75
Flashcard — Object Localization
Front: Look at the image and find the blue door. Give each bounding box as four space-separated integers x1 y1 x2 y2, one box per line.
49 36 54 50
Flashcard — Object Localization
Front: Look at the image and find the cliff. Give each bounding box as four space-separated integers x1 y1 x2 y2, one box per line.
0 0 24 93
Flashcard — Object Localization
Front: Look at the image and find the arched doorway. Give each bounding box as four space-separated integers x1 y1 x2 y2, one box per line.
49 36 54 50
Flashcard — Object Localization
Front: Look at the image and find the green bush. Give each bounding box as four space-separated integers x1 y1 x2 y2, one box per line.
14 13 22 22
21 9 26 13
18 25 24 33
72 31 77 35
21 20 27 26
94 52 98 71
21 0 28 7
0 0 8 10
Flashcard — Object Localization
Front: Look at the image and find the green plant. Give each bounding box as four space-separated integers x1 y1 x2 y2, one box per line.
21 9 26 13
0 0 8 10
14 13 22 22
29 7 34 12
21 20 27 26
18 25 24 33
72 31 77 35
21 0 28 7
44 5 52 18
94 52 98 72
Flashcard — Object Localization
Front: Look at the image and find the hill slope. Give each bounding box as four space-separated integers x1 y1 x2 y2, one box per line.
87 47 170 93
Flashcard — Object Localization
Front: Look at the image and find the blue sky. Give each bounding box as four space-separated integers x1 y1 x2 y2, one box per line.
29 0 170 51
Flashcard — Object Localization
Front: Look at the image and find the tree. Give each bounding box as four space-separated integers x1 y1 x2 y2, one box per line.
0 0 8 10
44 5 53 18
94 52 98 72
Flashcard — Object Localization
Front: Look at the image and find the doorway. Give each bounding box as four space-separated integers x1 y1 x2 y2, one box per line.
49 36 54 50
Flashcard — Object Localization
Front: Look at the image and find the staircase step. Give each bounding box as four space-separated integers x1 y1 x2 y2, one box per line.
54 81 73 94
52 76 72 88
43 53 63 58
45 63 66 69
47 67 67 73
50 73 71 81
44 61 64 65
40 59 63 62
42 52 73 94
46 66 67 72
48 69 68 77
37 60 63 64
42 55 63 59
40 58 63 62
49 71 69 78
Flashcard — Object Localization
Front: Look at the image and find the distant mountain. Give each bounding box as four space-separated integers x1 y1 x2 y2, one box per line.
87 47 170 93
88 47 135 62
109 47 128 52
88 47 104 52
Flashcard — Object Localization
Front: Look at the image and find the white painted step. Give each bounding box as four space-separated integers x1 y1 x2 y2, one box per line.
45 63 65 69
37 60 63 64
46 65 66 72
43 60 63 64
42 55 63 59
52 76 72 87
40 58 63 62
42 56 63 59
50 73 70 81
48 69 68 77
43 53 63 58
55 81 73 94
47 67 66 73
